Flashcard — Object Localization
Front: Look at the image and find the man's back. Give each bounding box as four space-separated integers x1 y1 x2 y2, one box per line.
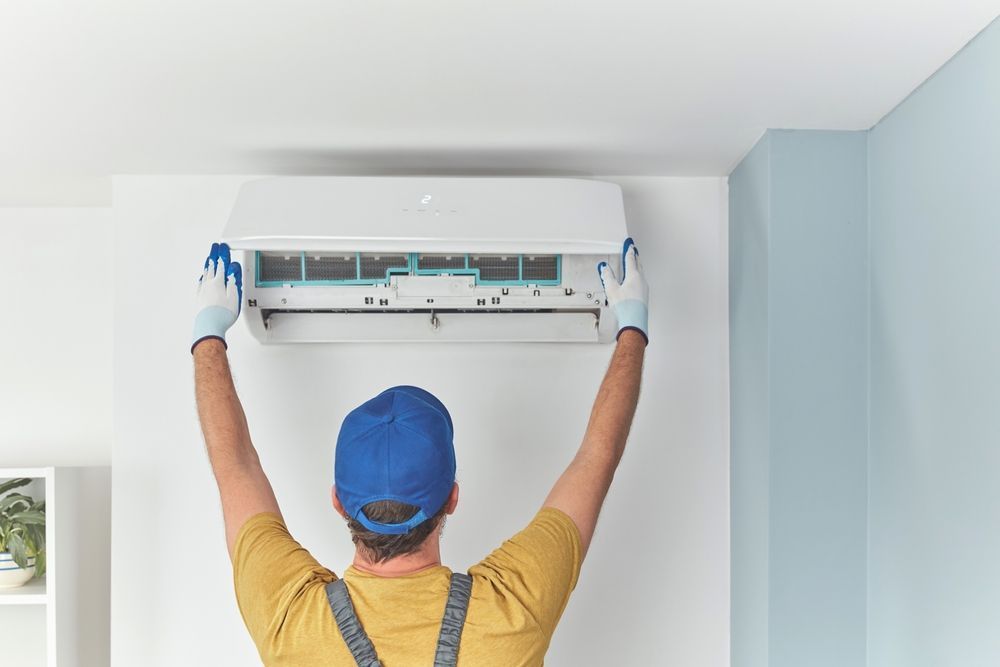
233 509 582 666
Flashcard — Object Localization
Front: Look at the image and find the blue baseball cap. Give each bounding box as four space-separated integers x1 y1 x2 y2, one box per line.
334 386 456 535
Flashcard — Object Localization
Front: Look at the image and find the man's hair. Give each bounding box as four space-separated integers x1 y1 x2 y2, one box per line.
347 500 447 563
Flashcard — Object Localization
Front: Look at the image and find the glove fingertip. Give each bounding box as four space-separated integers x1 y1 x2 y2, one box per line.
621 237 635 279
229 262 244 312
625 244 641 271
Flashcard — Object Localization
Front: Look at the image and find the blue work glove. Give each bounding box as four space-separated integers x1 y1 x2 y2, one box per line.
598 237 649 345
191 242 243 353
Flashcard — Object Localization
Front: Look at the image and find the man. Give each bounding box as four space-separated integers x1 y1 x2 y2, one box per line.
192 239 648 666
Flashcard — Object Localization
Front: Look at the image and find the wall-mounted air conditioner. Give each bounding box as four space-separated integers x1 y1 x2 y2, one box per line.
221 177 628 343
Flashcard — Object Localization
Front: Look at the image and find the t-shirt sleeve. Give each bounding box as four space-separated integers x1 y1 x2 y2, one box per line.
470 507 583 638
231 513 336 649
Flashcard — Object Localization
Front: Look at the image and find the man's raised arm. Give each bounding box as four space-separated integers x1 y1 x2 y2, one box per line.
192 243 281 556
544 238 648 557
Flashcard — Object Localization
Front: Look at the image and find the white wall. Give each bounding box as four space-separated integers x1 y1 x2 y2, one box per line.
0 209 113 465
0 209 113 666
111 175 729 666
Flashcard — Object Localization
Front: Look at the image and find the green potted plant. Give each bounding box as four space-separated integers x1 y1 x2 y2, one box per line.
0 478 46 589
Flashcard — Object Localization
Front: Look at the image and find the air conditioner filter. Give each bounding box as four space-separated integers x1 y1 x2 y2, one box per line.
359 254 410 280
417 254 466 271
521 255 559 282
305 254 356 281
469 255 519 282
259 252 302 283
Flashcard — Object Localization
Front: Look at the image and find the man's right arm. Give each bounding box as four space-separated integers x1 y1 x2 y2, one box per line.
543 239 648 557
543 331 645 556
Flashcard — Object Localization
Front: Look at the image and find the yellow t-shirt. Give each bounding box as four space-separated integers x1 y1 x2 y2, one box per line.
232 508 583 666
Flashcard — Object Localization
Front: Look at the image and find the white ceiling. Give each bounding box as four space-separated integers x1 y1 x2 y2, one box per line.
1 1 998 204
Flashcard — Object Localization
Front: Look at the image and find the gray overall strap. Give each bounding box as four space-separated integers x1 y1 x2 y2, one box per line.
325 579 382 667
433 572 473 667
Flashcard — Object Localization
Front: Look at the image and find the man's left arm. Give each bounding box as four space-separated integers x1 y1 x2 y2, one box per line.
192 243 281 557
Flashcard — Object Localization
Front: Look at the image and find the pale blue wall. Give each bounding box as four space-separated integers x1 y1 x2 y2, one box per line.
731 16 1000 667
768 131 869 667
867 17 1000 667
730 134 771 667
729 130 869 667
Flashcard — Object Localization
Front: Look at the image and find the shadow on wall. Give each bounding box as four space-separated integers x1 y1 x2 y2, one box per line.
236 147 618 176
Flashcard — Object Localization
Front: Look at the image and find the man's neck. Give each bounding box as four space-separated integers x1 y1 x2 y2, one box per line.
351 541 443 577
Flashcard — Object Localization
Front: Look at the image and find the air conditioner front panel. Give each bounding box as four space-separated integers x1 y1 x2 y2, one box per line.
222 177 627 255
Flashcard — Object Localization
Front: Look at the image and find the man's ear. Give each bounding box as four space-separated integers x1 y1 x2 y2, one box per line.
331 486 347 518
444 482 459 515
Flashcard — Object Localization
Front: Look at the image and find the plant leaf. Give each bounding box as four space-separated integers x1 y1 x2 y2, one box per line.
25 523 45 554
33 549 45 578
0 494 32 514
9 510 45 525
6 531 28 568
0 478 32 497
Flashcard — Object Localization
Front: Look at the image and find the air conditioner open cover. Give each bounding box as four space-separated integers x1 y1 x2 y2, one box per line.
222 177 628 343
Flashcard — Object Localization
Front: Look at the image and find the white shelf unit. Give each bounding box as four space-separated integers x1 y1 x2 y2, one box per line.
0 467 110 667
0 577 48 605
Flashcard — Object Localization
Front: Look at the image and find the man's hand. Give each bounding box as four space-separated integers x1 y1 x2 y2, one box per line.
192 242 243 353
598 237 649 345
